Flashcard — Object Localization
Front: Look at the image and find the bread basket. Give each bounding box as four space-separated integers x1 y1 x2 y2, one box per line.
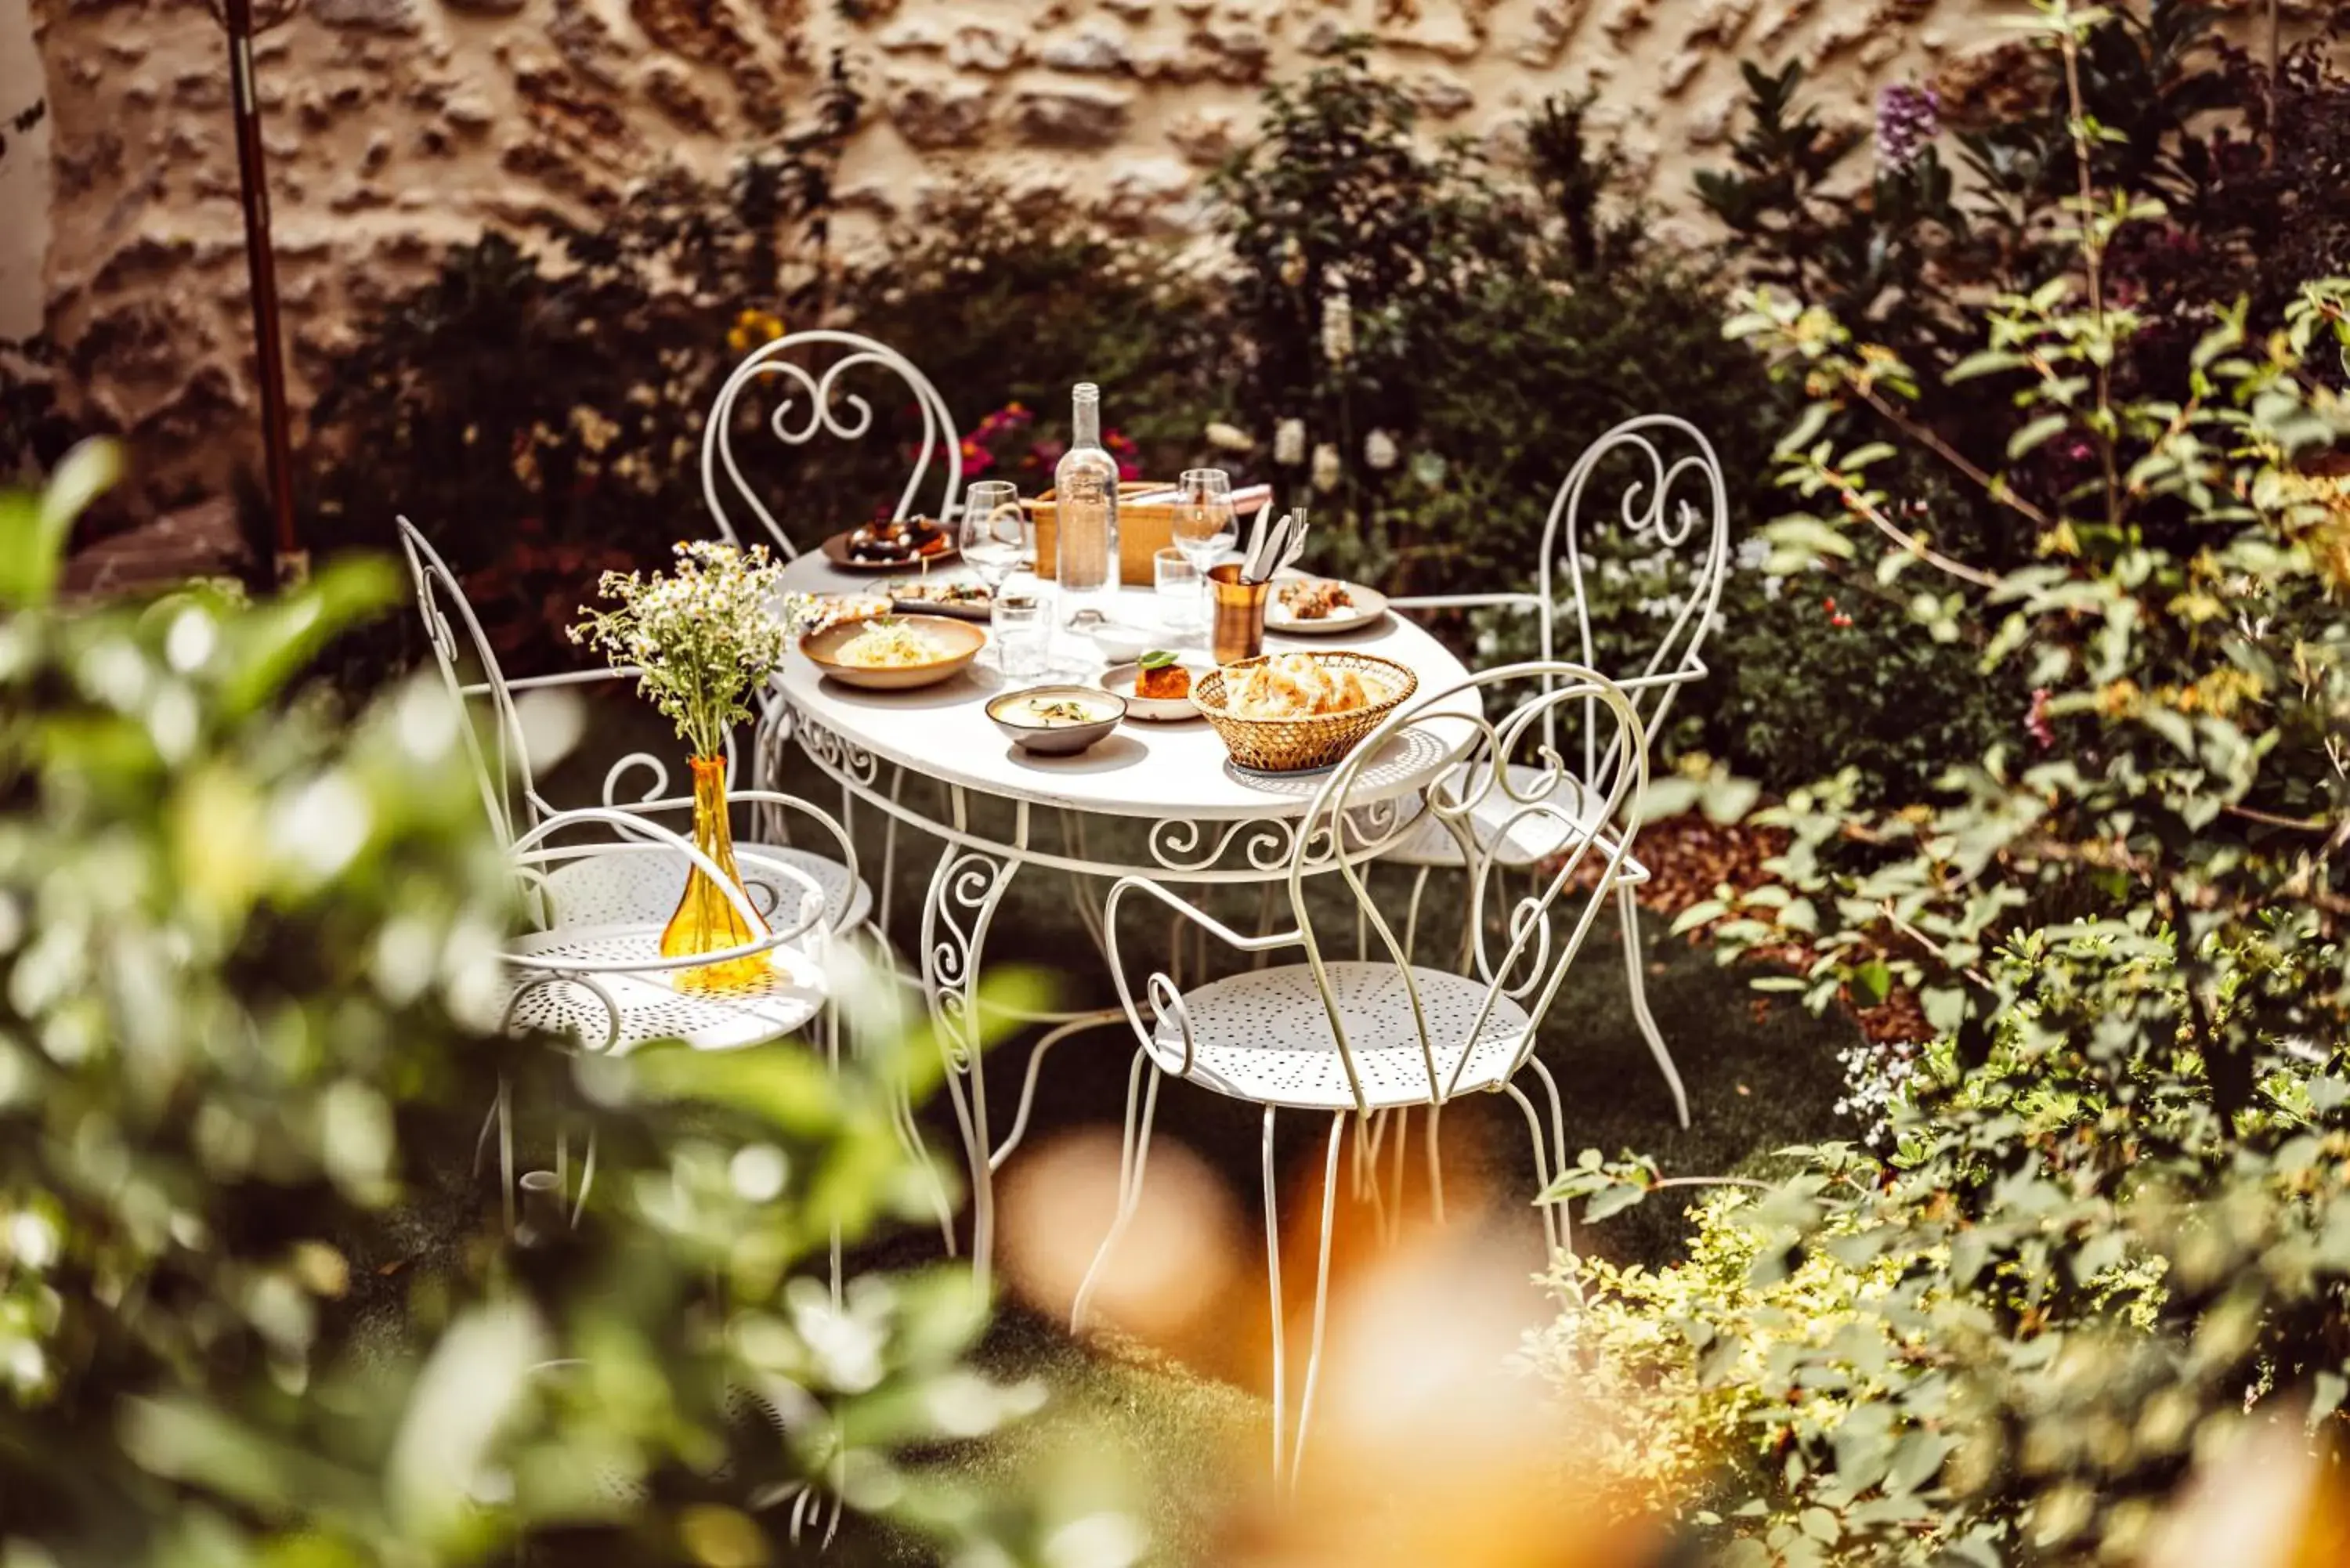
1193 652 1419 774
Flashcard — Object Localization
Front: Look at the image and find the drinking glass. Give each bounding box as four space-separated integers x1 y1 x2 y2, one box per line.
1172 468 1238 630
1153 547 1202 634
992 590 1050 680
958 480 1028 594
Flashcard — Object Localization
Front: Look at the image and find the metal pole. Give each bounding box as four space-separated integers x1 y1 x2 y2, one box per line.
221 0 303 583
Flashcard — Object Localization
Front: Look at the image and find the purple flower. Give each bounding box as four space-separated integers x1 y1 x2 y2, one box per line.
1875 83 1941 175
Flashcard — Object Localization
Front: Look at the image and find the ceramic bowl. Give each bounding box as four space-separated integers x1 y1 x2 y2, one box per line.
1097 659 1209 722
799 614 986 692
985 685 1128 756
1065 609 1159 664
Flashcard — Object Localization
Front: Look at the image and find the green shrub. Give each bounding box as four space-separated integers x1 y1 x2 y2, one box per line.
303 81 858 676
0 446 1076 1565
1708 582 2008 803
1545 2 2350 1559
837 182 1231 482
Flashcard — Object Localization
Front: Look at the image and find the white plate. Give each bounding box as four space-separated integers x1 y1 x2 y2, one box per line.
1099 659 1210 721
1265 575 1388 634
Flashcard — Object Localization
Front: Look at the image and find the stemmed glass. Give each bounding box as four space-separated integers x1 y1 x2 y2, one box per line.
1171 468 1238 632
958 480 1028 593
961 480 1043 676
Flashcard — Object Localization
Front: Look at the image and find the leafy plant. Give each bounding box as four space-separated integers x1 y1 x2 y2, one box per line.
569 540 790 757
1209 40 1521 526
0 446 1083 1566
1708 581 2008 803
1534 0 2350 1558
839 185 1227 486
304 79 859 677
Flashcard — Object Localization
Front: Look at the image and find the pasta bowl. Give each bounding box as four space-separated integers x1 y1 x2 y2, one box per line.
1193 652 1418 774
800 614 986 691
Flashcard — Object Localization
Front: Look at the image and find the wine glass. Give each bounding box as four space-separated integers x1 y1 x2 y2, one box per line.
1171 468 1237 632
958 481 1027 594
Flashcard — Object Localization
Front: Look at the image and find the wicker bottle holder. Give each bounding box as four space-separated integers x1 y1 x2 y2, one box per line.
1192 652 1419 774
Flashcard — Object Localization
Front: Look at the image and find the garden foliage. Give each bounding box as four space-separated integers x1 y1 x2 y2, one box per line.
0 448 1090 1565
1536 3 2350 1562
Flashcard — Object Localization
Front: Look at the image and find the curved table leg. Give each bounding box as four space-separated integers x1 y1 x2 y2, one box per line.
918 789 1028 1291
1059 808 1112 966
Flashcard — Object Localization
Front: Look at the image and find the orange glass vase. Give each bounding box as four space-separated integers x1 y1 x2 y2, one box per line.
660 756 772 993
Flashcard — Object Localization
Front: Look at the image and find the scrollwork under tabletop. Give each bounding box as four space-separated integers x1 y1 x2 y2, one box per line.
790 712 1435 884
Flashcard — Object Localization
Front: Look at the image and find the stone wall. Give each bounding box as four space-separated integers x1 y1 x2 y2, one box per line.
13 0 2308 511
2 0 50 342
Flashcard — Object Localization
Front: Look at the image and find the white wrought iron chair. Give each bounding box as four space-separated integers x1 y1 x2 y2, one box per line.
700 329 965 934
395 515 877 930
1379 414 1729 1129
396 515 954 1247
701 328 964 557
1072 663 1649 1490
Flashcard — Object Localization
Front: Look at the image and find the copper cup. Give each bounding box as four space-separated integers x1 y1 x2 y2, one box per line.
1208 562 1271 666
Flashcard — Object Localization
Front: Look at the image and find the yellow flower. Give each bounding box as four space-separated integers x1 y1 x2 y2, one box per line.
569 403 620 454
725 308 786 356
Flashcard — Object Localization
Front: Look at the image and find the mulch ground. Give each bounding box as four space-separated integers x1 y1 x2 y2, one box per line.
1600 814 1932 1048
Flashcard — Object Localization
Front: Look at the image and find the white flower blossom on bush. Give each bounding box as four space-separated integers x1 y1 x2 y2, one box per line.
1319 286 1354 367
1205 421 1256 453
1274 419 1306 465
1364 429 1398 471
1311 443 1342 493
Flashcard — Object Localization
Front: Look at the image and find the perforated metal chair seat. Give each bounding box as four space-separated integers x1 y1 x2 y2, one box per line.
540 840 873 933
501 924 829 1053
1147 961 1533 1112
1382 764 1652 879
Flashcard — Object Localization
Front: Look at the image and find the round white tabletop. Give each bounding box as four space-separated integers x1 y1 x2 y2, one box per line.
774 554 1477 822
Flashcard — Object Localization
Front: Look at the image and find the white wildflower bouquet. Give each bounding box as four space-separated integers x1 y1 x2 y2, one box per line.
569 540 790 759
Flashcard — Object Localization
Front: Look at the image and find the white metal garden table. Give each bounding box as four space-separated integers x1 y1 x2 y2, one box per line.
772 552 1482 1284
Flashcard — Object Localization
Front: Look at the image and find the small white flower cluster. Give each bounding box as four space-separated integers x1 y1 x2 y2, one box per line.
1311 442 1342 493
1274 418 1307 466
1733 533 1787 602
1834 1037 1921 1147
1319 280 1354 368
571 540 790 758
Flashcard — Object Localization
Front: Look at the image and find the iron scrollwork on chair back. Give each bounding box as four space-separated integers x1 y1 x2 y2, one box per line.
1289 662 1649 1110
1538 415 1731 780
700 331 965 558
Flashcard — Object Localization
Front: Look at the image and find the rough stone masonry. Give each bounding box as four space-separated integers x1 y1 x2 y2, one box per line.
5 0 2311 515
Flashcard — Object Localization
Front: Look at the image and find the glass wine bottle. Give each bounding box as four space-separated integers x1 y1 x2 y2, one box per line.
1054 382 1120 622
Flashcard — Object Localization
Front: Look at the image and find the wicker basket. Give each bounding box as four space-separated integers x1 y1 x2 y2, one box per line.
1193 652 1419 774
1029 480 1272 587
1030 481 1178 587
